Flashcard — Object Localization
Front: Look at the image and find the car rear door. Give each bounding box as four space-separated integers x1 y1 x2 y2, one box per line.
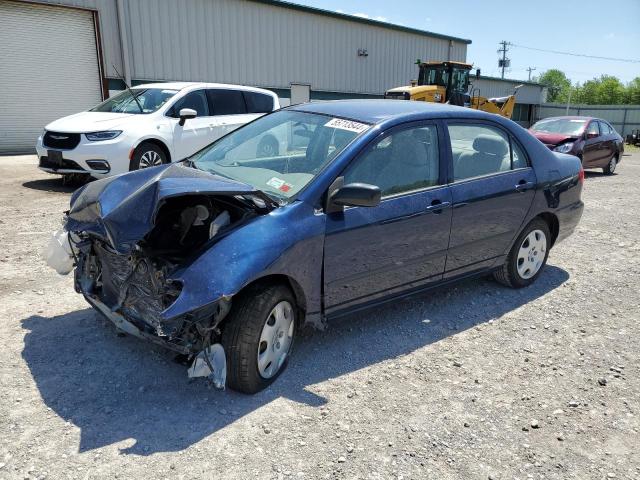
323 122 453 315
444 121 536 278
598 121 615 165
206 88 256 138
168 89 213 159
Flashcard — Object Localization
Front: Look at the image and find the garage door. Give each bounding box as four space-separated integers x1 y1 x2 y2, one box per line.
0 1 102 153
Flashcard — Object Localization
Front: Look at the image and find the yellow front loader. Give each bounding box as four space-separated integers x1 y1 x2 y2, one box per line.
385 61 520 119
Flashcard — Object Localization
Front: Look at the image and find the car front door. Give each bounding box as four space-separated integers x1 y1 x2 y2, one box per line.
169 89 214 159
582 120 602 167
323 122 453 315
444 121 536 278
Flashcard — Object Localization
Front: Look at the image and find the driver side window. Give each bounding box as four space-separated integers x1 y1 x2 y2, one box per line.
586 121 600 137
168 90 209 117
343 125 440 197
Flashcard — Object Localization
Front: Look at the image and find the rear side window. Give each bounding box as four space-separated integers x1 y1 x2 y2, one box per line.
599 121 612 135
448 124 511 181
244 91 275 113
168 90 209 117
343 125 439 197
207 89 247 115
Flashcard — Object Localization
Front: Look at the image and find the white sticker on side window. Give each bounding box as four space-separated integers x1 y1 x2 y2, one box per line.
325 118 369 133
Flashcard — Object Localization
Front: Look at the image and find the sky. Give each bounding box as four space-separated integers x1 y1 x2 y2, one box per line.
290 0 640 84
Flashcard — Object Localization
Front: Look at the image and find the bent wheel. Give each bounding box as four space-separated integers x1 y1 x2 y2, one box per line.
221 284 296 394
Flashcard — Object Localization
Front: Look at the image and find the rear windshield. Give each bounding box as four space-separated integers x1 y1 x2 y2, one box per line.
531 118 587 136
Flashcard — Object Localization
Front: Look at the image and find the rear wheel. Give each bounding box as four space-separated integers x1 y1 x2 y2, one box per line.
493 218 551 288
603 154 618 175
221 284 296 394
129 142 167 171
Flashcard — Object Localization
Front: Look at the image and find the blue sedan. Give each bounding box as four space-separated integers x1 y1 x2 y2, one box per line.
56 100 584 393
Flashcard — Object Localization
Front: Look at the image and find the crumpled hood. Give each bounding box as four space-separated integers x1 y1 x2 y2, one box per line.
66 163 277 253
45 111 139 133
529 130 578 147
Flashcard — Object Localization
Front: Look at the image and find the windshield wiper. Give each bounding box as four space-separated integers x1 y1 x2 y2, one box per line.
112 63 143 113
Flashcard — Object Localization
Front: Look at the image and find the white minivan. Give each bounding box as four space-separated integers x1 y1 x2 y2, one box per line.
36 82 280 178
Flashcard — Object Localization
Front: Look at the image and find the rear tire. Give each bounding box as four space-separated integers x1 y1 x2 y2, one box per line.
603 154 618 175
129 142 167 171
221 284 296 394
493 218 551 288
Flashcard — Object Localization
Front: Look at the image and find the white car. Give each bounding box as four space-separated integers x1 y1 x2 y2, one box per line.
36 82 280 179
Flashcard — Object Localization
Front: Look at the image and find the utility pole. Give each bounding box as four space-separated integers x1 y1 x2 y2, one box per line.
497 41 511 79
526 66 537 81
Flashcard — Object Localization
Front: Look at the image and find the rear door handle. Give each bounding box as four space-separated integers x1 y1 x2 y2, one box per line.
515 181 535 192
425 200 451 213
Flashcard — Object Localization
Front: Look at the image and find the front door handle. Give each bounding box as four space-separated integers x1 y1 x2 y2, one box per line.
515 181 535 192
425 200 451 213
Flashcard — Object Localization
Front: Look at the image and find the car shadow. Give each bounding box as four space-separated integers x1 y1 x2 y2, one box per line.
22 177 89 193
21 265 569 456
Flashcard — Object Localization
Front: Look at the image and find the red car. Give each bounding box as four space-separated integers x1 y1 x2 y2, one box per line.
529 116 624 175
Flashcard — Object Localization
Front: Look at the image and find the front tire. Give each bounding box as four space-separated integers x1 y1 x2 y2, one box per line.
221 284 296 394
493 218 551 288
603 154 618 175
129 142 167 171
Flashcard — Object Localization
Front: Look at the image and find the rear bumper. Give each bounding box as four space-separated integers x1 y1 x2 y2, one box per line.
555 200 584 244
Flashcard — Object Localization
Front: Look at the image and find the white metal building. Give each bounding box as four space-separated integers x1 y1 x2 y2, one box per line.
0 0 472 153
1 0 546 153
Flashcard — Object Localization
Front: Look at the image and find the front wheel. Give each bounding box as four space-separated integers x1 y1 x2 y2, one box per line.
493 218 551 288
221 284 296 394
129 142 167 171
603 154 618 175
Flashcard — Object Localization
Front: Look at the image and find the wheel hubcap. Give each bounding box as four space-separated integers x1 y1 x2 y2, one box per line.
139 150 162 168
517 229 547 279
257 301 294 379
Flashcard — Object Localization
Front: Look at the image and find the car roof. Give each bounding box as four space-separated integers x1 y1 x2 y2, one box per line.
536 116 596 122
290 99 492 125
133 82 277 95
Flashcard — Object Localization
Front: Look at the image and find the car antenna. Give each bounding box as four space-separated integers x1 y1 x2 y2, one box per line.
112 63 143 113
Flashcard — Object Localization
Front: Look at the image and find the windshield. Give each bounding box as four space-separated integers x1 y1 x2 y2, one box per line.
190 110 371 201
531 118 587 136
90 88 178 114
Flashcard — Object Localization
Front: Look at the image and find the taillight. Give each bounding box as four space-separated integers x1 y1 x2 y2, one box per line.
578 168 585 184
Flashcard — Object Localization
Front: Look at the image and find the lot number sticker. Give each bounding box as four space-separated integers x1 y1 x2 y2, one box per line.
325 118 369 133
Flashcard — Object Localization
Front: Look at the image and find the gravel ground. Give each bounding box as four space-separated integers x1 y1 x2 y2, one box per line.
1 153 639 480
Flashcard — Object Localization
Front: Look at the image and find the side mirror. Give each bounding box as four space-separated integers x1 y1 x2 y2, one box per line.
327 182 381 213
476 68 481 79
178 108 197 126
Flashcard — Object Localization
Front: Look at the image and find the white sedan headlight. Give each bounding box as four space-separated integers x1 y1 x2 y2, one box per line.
553 142 574 153
85 130 122 141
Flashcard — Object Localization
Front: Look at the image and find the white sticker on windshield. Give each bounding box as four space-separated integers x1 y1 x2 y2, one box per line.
325 118 369 133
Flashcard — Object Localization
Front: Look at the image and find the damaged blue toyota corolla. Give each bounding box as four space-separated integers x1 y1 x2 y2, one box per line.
47 100 584 394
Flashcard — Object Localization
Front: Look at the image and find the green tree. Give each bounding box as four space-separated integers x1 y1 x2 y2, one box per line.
626 77 640 105
538 69 572 103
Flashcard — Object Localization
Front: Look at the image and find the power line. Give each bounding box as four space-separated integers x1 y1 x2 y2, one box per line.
511 43 640 64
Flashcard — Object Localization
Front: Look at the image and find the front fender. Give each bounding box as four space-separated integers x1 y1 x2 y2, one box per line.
161 201 326 327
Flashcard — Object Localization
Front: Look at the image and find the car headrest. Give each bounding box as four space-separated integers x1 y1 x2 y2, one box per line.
473 134 508 156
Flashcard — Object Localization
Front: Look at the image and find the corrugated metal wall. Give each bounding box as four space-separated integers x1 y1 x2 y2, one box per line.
536 103 640 137
27 0 467 96
473 77 545 105
31 0 123 78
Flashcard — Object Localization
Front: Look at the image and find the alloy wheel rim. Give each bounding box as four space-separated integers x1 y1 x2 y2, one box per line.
139 150 162 168
257 300 295 379
516 229 547 279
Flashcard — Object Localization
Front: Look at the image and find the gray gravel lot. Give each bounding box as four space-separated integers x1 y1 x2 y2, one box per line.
1 153 639 480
